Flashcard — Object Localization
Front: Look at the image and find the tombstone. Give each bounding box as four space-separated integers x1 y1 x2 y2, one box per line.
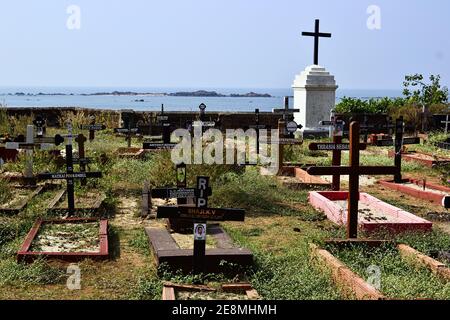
37 123 102 217
307 121 399 239
157 176 245 275
293 19 338 138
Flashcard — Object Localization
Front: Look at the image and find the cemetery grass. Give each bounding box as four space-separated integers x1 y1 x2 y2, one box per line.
0 133 450 299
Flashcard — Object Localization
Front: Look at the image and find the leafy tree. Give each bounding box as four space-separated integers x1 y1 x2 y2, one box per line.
403 74 449 106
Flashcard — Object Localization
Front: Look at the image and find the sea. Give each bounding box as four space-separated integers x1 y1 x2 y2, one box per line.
0 87 403 112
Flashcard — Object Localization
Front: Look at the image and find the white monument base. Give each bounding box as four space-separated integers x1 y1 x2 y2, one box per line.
292 65 338 136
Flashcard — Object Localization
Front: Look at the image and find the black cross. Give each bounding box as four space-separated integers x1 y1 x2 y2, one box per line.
80 116 106 141
157 176 245 275
38 125 102 217
373 117 420 183
302 19 332 65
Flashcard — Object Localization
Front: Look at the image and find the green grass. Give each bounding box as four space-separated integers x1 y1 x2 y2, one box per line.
328 243 450 299
0 258 65 287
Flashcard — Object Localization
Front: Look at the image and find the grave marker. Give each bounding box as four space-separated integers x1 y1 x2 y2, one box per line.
38 123 102 216
307 121 398 238
443 115 450 135
5 125 65 184
374 117 420 183
33 115 46 138
302 19 331 66
157 176 245 274
80 116 106 141
192 103 216 132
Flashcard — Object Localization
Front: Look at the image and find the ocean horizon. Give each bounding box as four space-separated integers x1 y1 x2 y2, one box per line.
0 87 403 112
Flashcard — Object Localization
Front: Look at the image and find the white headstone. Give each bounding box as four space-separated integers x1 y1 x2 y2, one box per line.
292 65 338 137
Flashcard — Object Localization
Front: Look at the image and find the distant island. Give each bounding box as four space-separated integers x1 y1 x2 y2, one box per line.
7 90 272 98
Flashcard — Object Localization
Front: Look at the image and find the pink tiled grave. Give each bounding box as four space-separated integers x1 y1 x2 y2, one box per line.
309 191 432 233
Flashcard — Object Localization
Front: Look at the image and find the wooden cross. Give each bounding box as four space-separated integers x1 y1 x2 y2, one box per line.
374 117 420 183
302 19 332 65
114 123 139 148
5 125 65 184
143 105 177 150
192 103 215 132
75 134 93 186
157 176 245 274
80 116 106 141
38 124 102 217
311 119 358 191
307 122 398 238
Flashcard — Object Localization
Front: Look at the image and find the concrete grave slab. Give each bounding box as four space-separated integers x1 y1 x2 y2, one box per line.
309 191 432 233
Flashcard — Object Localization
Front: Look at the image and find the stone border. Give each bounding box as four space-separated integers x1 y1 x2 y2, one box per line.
388 150 450 168
309 191 432 233
145 224 253 274
162 282 259 300
309 243 385 300
379 178 450 205
398 244 450 281
0 184 46 215
17 218 109 262
47 190 106 214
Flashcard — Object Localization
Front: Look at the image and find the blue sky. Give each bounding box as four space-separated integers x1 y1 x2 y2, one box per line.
0 0 448 90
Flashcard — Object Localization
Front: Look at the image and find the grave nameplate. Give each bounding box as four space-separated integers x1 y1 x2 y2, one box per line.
157 206 245 221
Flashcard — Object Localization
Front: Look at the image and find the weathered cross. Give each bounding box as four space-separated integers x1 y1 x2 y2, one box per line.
5 125 65 184
151 163 212 232
192 103 216 133
142 105 177 150
373 117 420 183
74 134 94 186
157 176 245 274
114 122 139 148
38 123 102 217
307 122 398 238
245 108 270 162
80 116 106 141
310 118 351 191
302 19 332 66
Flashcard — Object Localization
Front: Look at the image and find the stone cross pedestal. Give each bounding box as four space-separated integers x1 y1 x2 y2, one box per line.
292 65 338 138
